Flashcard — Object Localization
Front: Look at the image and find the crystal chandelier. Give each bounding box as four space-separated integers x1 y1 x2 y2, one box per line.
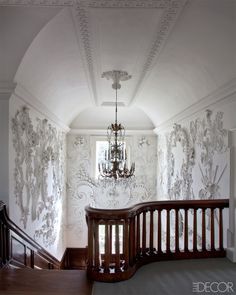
98 70 135 180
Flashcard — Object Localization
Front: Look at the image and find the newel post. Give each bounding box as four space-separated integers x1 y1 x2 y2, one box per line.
0 201 10 268
86 214 94 272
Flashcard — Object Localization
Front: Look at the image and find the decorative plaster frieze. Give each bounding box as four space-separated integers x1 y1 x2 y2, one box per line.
11 106 66 247
86 0 168 9
73 0 98 105
73 0 188 107
129 0 188 104
190 110 228 200
157 110 228 249
67 133 157 246
166 123 194 200
0 0 73 6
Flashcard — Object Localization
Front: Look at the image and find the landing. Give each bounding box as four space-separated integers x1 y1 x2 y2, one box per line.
0 269 92 295
93 258 236 295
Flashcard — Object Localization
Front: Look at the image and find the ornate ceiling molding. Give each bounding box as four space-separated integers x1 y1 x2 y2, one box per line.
130 0 188 104
0 0 73 6
86 0 167 8
73 0 99 105
72 0 188 106
0 0 188 108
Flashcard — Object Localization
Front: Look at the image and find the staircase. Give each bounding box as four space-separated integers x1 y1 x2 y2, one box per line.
0 201 92 294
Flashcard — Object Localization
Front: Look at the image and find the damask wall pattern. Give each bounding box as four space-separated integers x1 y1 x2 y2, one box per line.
9 96 67 259
66 133 157 247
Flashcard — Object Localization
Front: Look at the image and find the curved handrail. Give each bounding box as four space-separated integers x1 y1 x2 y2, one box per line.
0 201 60 269
85 198 229 282
85 199 229 219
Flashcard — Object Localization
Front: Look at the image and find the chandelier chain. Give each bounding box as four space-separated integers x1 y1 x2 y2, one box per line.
99 70 135 180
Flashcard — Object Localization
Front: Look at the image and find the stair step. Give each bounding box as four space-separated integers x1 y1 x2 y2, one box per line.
0 269 92 295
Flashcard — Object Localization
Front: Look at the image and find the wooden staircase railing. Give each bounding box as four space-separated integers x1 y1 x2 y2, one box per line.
85 199 229 282
0 201 60 269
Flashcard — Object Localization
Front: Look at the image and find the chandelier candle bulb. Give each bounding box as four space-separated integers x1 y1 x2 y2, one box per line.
99 70 135 180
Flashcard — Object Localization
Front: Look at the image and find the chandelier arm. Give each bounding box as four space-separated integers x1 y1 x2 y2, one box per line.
99 70 135 180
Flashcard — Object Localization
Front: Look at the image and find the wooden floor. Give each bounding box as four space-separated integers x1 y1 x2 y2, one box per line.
0 269 93 295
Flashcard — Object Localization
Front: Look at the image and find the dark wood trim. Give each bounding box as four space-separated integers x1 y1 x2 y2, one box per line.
0 201 60 269
60 248 88 270
85 198 229 282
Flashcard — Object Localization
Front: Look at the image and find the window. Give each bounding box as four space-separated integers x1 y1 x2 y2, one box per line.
91 136 132 180
95 140 108 179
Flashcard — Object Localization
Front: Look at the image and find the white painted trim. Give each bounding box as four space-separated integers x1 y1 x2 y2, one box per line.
154 78 236 133
14 83 70 133
69 128 156 136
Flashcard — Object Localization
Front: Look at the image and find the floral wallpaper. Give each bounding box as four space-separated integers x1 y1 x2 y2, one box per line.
157 109 229 249
66 134 157 247
10 103 66 258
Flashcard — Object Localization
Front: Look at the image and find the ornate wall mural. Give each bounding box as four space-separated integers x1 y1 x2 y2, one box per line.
157 110 228 201
167 123 195 200
157 109 229 249
67 134 157 247
190 110 228 200
11 105 66 254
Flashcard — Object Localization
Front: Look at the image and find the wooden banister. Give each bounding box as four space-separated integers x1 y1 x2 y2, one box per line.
0 201 60 269
85 199 229 282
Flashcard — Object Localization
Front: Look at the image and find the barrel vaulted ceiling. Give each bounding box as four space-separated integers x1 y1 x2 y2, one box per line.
0 0 235 130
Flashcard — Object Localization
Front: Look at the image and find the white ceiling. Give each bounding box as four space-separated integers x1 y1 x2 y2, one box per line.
0 0 235 129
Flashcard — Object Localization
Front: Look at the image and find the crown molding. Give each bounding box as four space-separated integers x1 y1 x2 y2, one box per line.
14 83 70 133
69 128 156 136
129 0 188 105
0 0 73 6
73 1 99 106
154 78 236 133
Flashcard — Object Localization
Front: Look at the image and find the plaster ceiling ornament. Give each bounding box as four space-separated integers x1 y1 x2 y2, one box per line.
0 0 73 6
74 0 188 106
11 107 66 247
